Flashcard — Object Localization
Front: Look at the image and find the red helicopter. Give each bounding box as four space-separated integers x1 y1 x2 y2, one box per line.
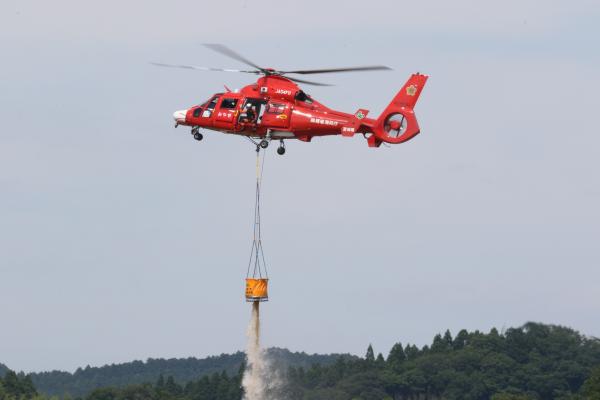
155 44 428 155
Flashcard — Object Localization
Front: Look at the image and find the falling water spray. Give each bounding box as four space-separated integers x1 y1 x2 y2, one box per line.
242 302 265 400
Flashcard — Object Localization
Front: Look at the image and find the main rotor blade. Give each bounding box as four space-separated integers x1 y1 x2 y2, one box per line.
203 43 264 72
280 65 392 75
286 76 333 87
151 62 259 74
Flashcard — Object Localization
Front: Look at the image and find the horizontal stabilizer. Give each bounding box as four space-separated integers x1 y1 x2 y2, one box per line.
342 109 370 137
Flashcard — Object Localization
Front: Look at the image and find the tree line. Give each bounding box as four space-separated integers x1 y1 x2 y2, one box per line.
3 322 600 400
280 322 600 400
0 370 38 400
26 349 348 397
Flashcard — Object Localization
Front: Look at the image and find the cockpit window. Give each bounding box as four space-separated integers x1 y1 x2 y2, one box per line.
206 96 220 111
192 107 202 118
295 90 313 104
200 95 220 117
221 98 238 109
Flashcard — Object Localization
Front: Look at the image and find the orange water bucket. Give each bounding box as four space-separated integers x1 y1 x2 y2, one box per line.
245 278 268 302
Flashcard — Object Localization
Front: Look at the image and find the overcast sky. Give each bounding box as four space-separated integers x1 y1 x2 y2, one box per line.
1 0 599 373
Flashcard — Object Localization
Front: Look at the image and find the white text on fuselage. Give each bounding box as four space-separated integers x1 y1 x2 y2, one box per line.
217 112 233 118
275 89 292 95
310 117 339 126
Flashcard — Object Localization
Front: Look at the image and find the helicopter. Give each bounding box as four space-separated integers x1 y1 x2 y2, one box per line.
155 44 428 155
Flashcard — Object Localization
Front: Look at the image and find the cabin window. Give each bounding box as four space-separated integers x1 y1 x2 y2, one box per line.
266 103 286 114
239 98 267 124
221 98 238 109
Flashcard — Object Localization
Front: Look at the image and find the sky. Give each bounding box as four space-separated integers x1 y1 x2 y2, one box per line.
1 0 599 373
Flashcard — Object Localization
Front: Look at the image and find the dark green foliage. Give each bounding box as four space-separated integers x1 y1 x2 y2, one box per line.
0 369 38 399
28 348 351 398
581 366 600 399
77 323 598 400
281 323 600 400
31 354 244 398
387 342 406 370
85 370 242 400
490 393 538 400
86 387 120 400
364 345 375 364
4 322 600 400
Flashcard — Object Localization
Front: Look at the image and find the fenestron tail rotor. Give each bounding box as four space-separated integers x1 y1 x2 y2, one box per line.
152 44 391 86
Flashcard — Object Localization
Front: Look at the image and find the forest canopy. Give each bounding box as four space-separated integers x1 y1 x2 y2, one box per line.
2 322 600 400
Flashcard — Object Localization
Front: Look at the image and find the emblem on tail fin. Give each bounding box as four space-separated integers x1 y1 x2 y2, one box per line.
406 85 418 96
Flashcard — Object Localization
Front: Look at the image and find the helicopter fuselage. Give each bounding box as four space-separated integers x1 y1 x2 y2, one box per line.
174 73 428 148
174 75 368 142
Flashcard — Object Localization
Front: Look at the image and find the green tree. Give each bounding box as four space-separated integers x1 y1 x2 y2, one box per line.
365 345 375 364
2 371 20 394
443 329 453 348
453 329 469 350
491 393 537 400
386 342 406 371
87 387 119 400
404 344 420 360
20 374 37 398
155 375 164 389
119 384 155 400
431 333 446 353
581 367 600 399
164 376 179 395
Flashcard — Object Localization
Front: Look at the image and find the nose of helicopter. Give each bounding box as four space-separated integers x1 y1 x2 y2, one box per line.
173 109 187 124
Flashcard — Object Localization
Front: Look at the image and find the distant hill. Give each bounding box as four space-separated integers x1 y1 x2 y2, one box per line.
28 348 354 397
5 323 600 399
73 323 600 400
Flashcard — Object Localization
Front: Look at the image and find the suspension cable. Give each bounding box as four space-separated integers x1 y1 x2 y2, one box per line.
246 149 268 279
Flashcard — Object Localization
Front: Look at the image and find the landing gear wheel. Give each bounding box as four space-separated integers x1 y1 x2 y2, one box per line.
277 139 286 155
259 140 269 149
193 132 203 141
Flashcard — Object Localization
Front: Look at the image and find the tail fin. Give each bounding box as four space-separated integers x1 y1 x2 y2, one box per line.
368 73 428 147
